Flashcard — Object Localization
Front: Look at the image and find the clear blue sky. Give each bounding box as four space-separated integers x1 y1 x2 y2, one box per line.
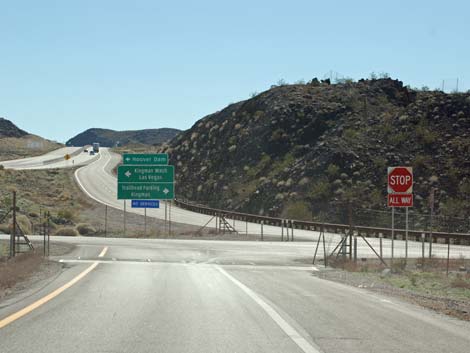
1 0 468 142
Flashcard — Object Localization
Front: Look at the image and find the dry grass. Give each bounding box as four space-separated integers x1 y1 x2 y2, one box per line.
0 252 44 290
0 168 93 233
451 274 470 289
0 135 60 161
54 227 79 236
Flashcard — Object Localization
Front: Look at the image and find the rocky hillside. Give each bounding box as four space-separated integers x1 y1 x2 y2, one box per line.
0 117 61 161
66 128 180 147
161 78 470 227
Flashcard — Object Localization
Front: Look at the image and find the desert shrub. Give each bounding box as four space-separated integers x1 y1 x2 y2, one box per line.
387 132 407 145
270 129 285 142
451 274 470 289
0 224 10 234
58 209 75 221
76 223 96 236
309 179 331 201
282 201 311 221
247 154 271 178
326 164 340 178
413 154 430 169
372 157 387 171
16 215 32 234
342 128 358 142
416 125 438 145
54 227 79 237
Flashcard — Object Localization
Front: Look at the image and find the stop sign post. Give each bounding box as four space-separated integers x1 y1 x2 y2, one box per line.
387 166 413 265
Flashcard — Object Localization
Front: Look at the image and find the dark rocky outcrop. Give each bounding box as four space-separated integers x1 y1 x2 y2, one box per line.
161 78 470 224
0 118 28 138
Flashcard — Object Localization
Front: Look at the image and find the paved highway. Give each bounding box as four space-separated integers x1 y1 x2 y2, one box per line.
1 146 97 169
1 236 469 353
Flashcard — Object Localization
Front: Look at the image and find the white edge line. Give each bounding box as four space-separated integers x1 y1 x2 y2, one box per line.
74 152 120 210
216 265 322 353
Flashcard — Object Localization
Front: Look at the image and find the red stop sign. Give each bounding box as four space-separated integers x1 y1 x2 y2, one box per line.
388 167 413 193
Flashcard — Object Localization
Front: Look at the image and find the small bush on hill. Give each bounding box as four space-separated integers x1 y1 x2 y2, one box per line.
54 227 79 237
76 223 96 236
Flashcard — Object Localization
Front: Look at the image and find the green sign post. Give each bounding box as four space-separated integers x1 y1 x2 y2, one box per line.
122 153 168 165
118 165 174 183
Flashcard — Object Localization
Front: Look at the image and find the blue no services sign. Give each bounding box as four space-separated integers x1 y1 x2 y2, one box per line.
131 200 160 208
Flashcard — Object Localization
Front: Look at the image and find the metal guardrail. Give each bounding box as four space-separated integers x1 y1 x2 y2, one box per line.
174 199 470 244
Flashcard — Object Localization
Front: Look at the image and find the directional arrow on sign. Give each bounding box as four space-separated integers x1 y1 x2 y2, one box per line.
163 188 169 195
125 171 132 178
125 157 131 162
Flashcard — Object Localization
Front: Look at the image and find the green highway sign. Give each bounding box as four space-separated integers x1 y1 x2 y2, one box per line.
117 183 174 200
118 165 174 183
123 153 168 165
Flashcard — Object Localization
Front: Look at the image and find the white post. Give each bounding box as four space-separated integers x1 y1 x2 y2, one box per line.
405 207 409 264
391 207 395 266
123 200 126 237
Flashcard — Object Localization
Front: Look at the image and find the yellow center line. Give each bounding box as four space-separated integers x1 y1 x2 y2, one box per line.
99 246 108 257
0 246 108 329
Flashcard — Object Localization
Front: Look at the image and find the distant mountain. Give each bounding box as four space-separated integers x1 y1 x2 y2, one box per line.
0 117 62 161
66 128 181 147
0 117 28 138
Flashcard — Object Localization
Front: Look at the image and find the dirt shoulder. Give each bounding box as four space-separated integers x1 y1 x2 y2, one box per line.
0 240 75 301
314 260 470 321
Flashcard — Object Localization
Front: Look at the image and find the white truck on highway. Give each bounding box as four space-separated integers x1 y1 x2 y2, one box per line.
92 142 100 153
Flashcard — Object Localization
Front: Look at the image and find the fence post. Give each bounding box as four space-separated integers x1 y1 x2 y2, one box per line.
353 230 357 263
446 237 450 276
10 191 17 257
43 216 46 256
421 233 425 267
105 205 108 238
47 212 50 256
144 208 147 235
281 220 284 241
291 220 294 241
379 233 383 259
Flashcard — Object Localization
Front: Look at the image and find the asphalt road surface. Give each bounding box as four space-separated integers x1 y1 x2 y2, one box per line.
1 236 469 353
